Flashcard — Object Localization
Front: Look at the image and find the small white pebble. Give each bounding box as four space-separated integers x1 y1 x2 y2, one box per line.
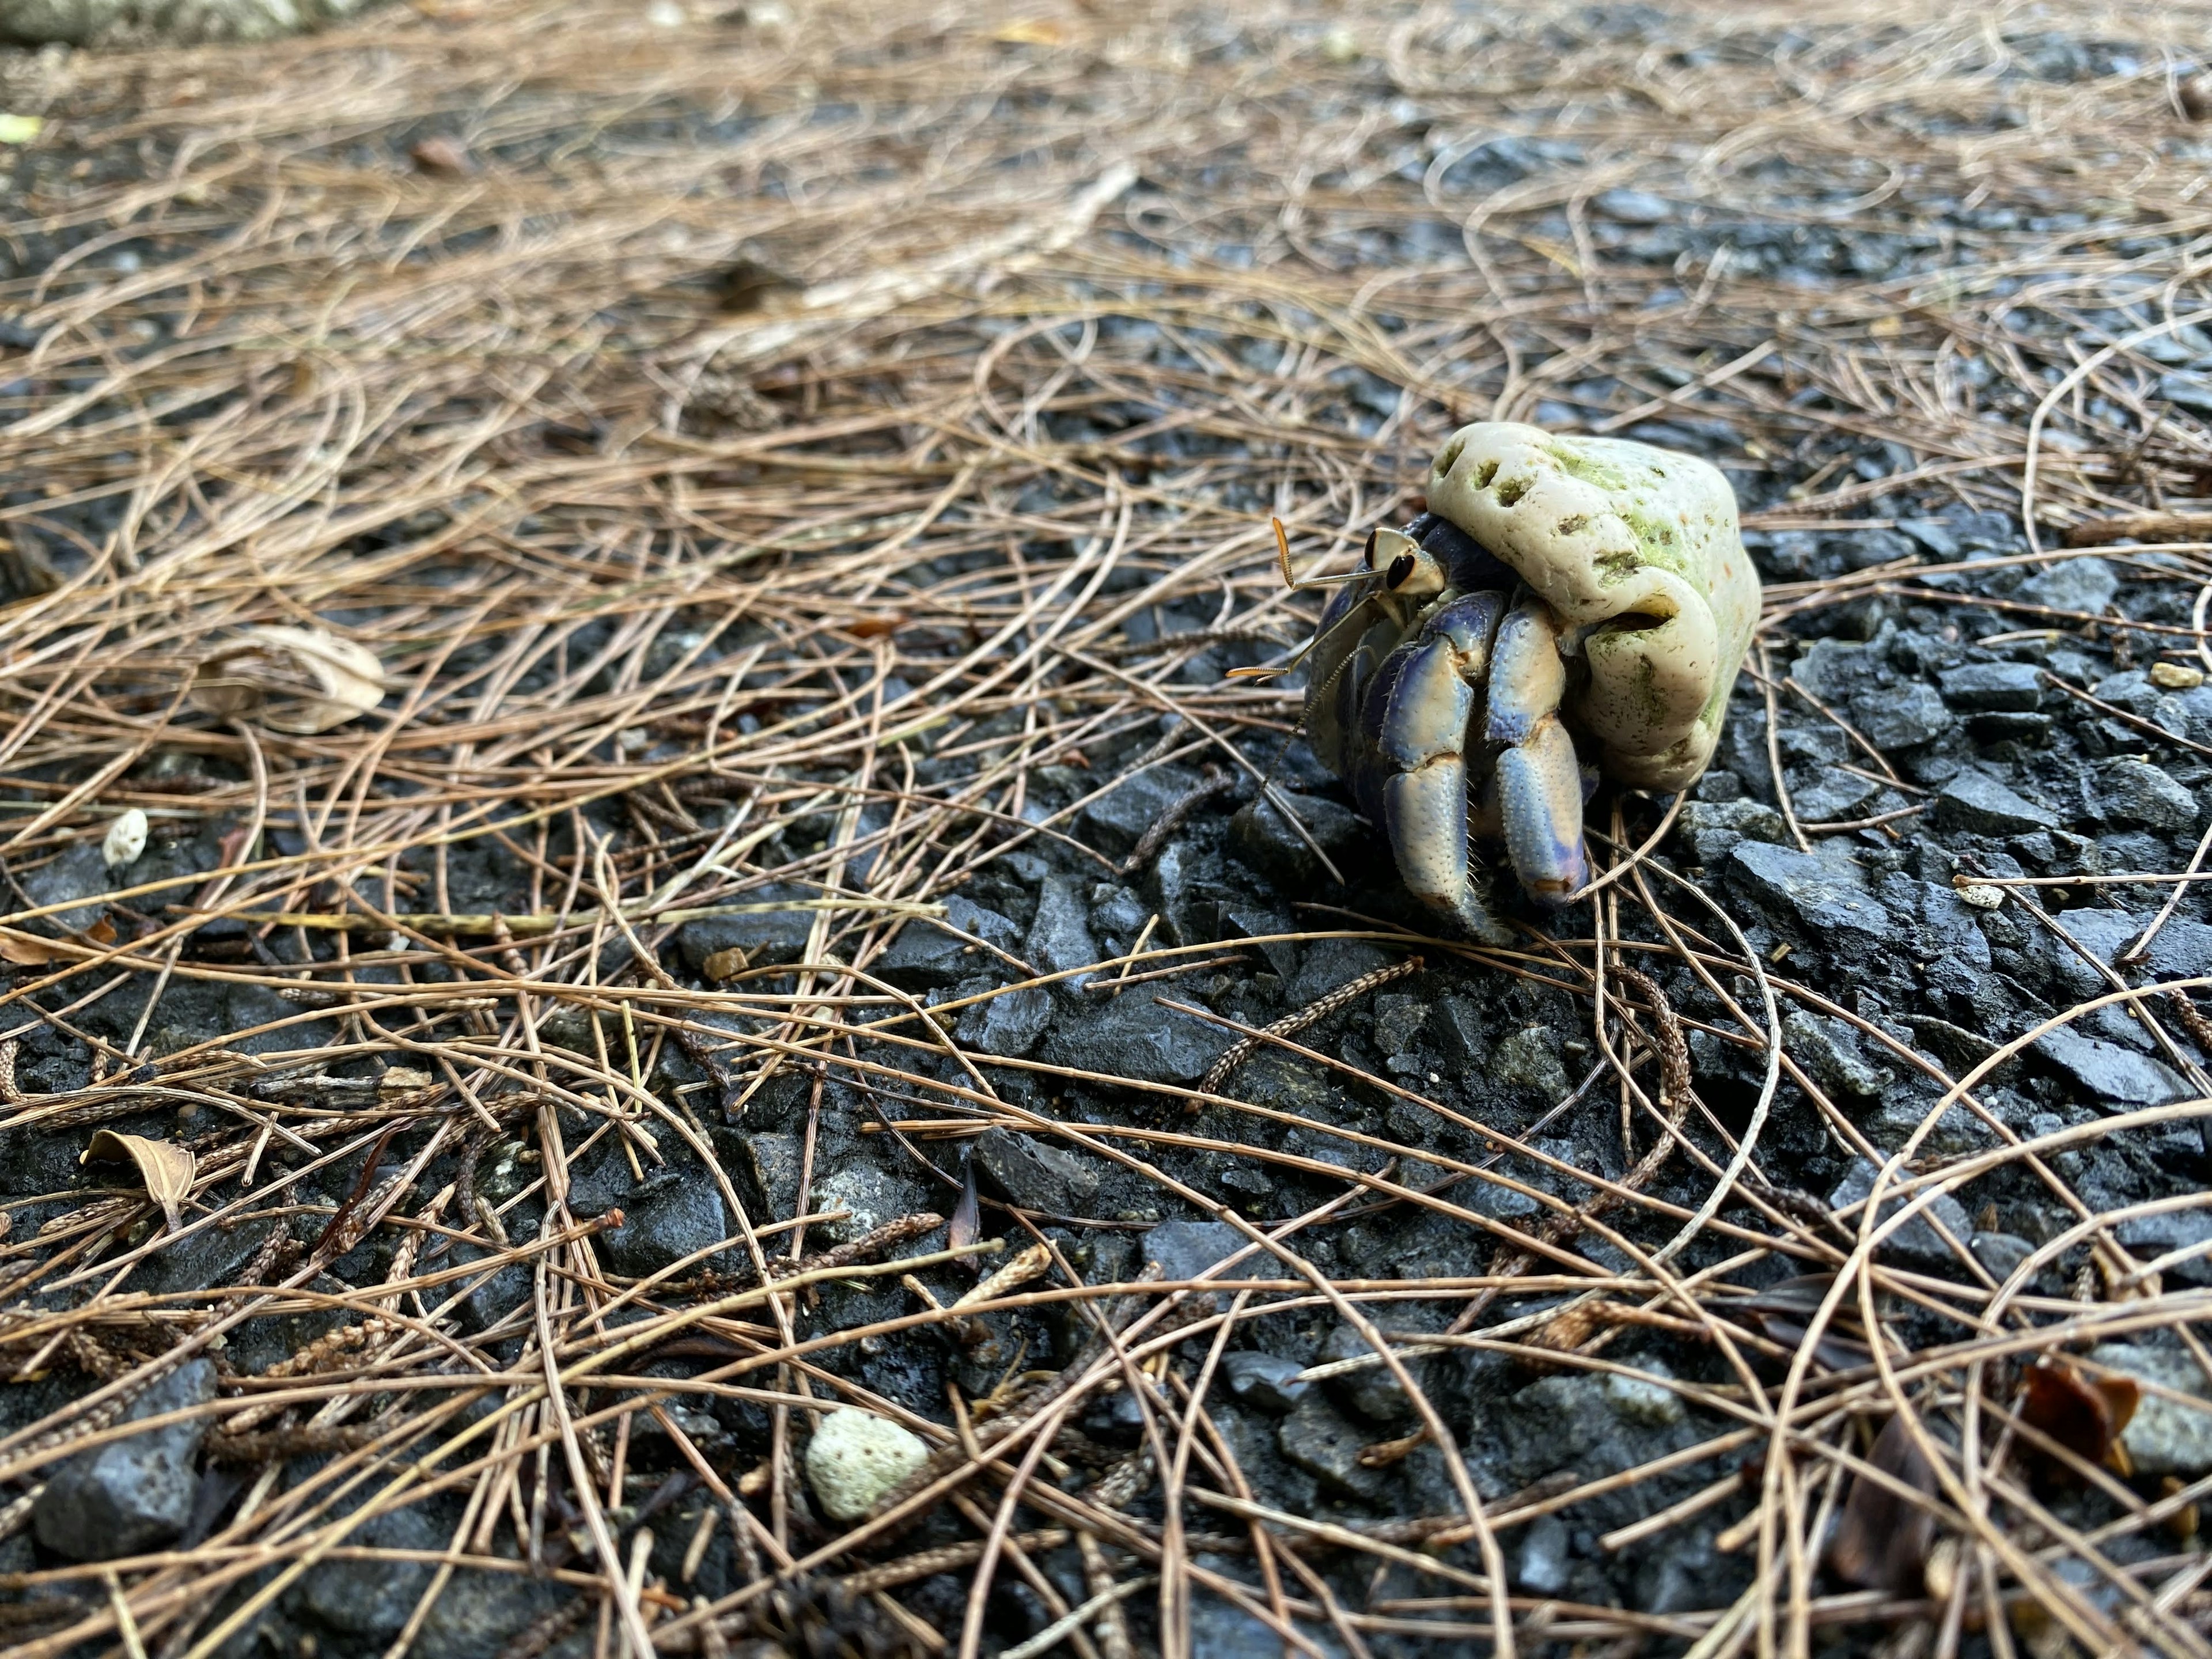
806 1408 930 1522
102 808 147 869
2151 662 2206 690
1956 883 2006 910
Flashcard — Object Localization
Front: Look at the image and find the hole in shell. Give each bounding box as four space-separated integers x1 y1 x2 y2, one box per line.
1495 474 1528 506
1435 435 1466 476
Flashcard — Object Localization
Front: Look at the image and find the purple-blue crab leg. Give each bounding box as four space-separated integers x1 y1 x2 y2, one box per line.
1372 591 1512 941
1486 594 1588 904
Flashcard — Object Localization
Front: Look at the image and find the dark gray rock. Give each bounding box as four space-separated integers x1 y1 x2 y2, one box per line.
1516 1513 1573 1596
973 1127 1101 1214
1220 1351 1308 1414
676 885 815 971
1826 1158 1974 1267
1679 798 1788 866
1594 188 1673 222
876 896 1023 987
1228 790 1365 887
1933 770 2059 835
1940 661 2044 711
1728 843 1889 938
415 1573 566 1659
1321 1324 1418 1423
1145 1219 1265 1284
1495 1362 1688 1487
297 1505 438 1638
601 1173 728 1277
1080 766 1200 856
20 839 109 935
1848 682 1950 749
446 1239 532 1334
1026 874 1101 991
738 1130 803 1221
1373 993 1427 1057
2097 759 2198 831
955 984 1051 1056
1222 904 1299 979
1277 1390 1387 1500
1783 1012 1889 1100
1789 768 1879 825
2092 671 2166 718
2036 1027 2191 1107
1969 1231 2038 1283
2019 556 2117 613
33 1358 216 1560
1488 1025 1570 1099
2046 908 2212 986
1040 992 1232 1085
2091 1343 2212 1476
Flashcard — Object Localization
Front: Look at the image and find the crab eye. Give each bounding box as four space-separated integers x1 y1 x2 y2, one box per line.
1362 528 1378 567
1386 552 1418 589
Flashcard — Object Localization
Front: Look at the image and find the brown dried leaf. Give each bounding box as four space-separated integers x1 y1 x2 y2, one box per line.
410 135 472 176
2020 1355 2139 1479
1830 1412 1939 1594
0 931 66 965
189 626 387 735
82 1131 196 1233
702 945 749 981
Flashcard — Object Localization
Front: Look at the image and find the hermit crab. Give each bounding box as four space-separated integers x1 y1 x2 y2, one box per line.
1294 422 1759 941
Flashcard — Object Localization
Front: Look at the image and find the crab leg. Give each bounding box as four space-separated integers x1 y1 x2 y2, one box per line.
1484 594 1589 904
1372 591 1512 941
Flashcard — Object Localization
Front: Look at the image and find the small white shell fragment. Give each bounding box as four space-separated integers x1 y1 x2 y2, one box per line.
103 808 148 869
805 1408 930 1522
2150 662 2206 690
1956 883 2006 910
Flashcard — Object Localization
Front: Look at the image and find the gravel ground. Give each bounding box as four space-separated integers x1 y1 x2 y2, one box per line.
6 2 2212 1656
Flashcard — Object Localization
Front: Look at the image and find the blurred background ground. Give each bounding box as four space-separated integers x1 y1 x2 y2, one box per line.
7 2 2212 1656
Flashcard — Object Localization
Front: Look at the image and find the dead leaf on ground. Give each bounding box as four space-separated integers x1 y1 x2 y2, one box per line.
1 914 116 964
410 135 473 176
189 626 387 735
2019 1354 2139 1479
1830 1411 1941 1594
82 1130 196 1233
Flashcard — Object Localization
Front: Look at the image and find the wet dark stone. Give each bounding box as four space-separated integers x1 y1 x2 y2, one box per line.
296 1506 439 1638
676 884 815 971
2096 759 2198 831
1847 682 1950 749
33 1358 216 1560
1079 765 1200 856
1321 1324 1418 1423
601 1172 728 1276
1026 874 1101 991
1517 1513 1573 1594
1220 1351 1308 1414
20 839 109 935
955 983 1051 1056
1679 798 1788 866
1940 661 2045 711
876 896 1024 988
1827 1158 1975 1267
1727 843 1889 938
972 1127 1101 1214
446 1240 532 1333
1277 1391 1387 1500
2019 556 2116 612
1933 769 2060 835
1039 991 1231 1085
1145 1219 1264 1285
1969 1231 2038 1282
2036 1028 2192 1107
1228 790 1365 887
1494 1362 1691 1490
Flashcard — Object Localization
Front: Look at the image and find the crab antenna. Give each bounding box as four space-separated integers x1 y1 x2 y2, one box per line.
1271 518 1378 590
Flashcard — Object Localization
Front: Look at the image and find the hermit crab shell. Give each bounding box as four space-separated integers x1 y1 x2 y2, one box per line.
1422 422 1760 792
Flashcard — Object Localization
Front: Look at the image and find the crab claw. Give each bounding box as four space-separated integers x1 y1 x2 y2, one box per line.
1372 592 1512 942
1484 594 1589 904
